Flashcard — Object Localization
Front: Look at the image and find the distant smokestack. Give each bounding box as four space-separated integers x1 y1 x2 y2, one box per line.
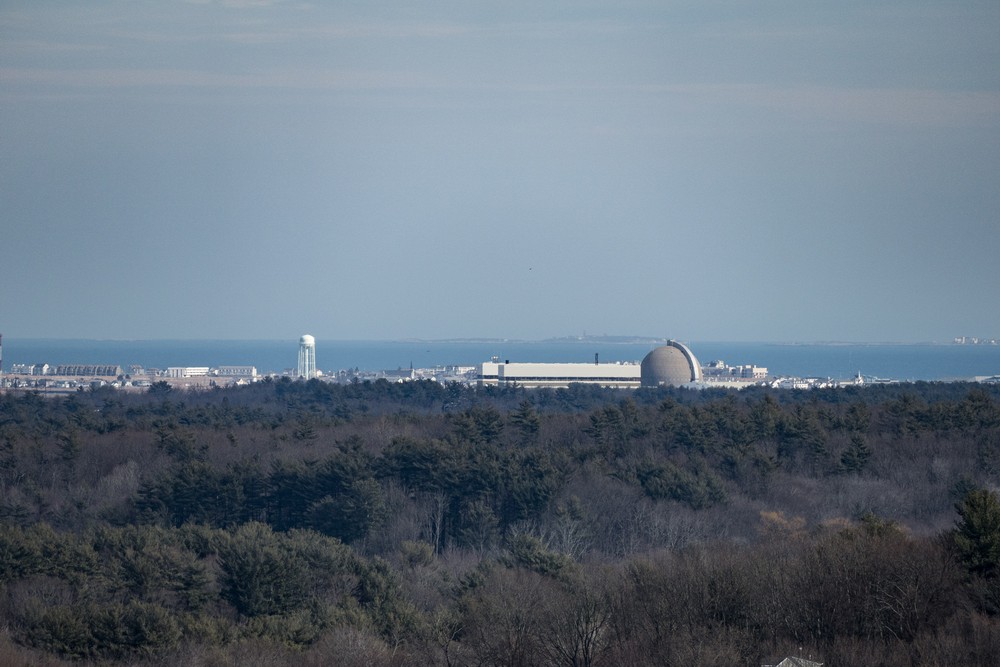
595 352 599 365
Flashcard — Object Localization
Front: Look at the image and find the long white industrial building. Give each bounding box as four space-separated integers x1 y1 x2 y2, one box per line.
479 361 641 389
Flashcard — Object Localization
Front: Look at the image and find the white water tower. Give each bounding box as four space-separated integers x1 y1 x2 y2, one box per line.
297 334 317 379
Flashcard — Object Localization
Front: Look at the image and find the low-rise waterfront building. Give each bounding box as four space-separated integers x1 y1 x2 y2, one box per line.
165 367 210 379
702 359 768 380
214 365 258 378
10 363 48 376
54 364 123 377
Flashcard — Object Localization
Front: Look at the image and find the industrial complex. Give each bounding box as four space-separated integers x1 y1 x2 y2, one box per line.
0 334 774 393
477 340 710 389
11 332 959 393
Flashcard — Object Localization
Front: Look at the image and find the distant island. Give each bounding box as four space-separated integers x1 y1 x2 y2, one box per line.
396 335 674 345
542 335 674 344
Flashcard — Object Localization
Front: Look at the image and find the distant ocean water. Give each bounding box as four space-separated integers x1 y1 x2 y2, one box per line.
2 339 999 381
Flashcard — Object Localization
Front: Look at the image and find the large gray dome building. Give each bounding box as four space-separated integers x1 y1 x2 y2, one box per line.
640 341 702 387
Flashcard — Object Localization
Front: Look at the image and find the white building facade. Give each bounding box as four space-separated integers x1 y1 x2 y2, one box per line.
165 367 210 378
479 361 641 389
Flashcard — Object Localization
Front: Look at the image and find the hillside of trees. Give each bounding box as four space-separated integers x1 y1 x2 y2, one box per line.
1 378 999 665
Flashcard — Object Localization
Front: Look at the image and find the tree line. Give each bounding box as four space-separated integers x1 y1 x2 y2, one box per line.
0 378 998 664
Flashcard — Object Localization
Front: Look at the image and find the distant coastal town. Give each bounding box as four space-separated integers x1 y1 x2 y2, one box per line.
2 334 998 395
954 336 999 345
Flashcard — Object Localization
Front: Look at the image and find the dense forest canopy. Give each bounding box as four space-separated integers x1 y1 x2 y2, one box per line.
1 378 999 665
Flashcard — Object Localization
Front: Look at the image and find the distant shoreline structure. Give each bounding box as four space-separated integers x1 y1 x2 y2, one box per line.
952 336 999 346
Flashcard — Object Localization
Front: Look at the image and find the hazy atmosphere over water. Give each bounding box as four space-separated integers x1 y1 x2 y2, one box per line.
2 1 998 342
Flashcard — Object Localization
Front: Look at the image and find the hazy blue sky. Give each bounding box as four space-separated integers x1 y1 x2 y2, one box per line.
2 1 998 342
